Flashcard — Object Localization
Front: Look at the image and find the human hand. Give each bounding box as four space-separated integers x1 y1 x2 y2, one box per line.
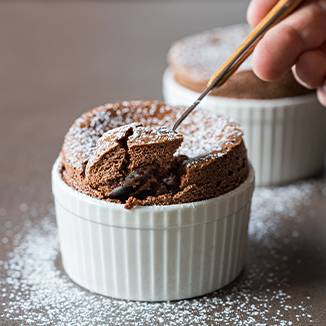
247 0 326 106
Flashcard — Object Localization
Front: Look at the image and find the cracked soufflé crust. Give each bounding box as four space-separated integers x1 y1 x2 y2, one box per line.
60 100 249 207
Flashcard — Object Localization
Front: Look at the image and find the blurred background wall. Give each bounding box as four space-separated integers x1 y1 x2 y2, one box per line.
0 1 250 106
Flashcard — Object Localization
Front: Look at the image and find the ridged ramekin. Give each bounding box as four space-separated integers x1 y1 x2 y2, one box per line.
163 68 326 186
52 160 254 301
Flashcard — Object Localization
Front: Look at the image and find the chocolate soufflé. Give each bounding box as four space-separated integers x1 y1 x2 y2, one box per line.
60 101 249 208
168 24 312 99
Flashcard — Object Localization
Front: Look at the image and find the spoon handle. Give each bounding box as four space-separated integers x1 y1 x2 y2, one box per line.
173 0 304 132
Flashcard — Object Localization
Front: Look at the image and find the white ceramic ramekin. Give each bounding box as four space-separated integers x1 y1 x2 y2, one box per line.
163 69 326 186
52 160 254 301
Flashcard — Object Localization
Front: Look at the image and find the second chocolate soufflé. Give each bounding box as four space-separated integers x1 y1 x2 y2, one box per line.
168 24 312 99
60 101 249 208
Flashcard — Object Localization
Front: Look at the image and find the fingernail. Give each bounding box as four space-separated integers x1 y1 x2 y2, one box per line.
317 82 326 108
321 81 326 96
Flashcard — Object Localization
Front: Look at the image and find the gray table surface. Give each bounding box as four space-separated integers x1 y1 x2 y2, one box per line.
0 1 325 325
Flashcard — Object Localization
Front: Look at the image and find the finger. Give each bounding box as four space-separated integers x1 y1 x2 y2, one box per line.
293 47 326 89
247 0 278 27
252 0 326 81
317 82 326 107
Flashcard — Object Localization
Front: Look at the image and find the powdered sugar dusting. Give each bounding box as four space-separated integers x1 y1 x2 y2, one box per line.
2 178 324 324
177 110 242 159
128 125 182 145
168 24 252 82
86 123 138 168
63 108 120 169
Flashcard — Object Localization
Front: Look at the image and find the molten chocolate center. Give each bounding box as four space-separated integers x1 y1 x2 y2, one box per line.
108 156 188 202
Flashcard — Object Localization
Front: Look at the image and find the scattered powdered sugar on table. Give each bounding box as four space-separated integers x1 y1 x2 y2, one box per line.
1 179 325 325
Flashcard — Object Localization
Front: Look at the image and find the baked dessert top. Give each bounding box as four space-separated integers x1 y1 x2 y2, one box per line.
60 100 249 208
168 24 312 99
